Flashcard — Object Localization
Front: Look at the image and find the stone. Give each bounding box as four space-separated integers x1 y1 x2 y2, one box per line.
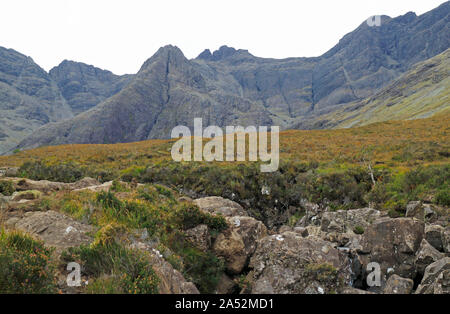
215 274 236 294
246 232 351 294
425 224 444 252
443 227 450 253
383 275 414 294
415 239 445 275
194 197 247 217
415 257 450 294
11 190 42 201
15 210 93 253
405 201 424 220
321 208 381 234
185 224 211 251
359 217 424 287
293 227 309 237
213 216 267 274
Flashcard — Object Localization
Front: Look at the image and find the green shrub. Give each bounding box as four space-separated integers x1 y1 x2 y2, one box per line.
19 161 84 183
177 204 227 233
0 230 57 293
0 180 15 196
61 241 159 294
353 226 365 235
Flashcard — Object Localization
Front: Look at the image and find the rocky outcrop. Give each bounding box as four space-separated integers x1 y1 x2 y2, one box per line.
185 224 211 251
415 239 445 275
383 275 414 294
194 197 247 217
5 177 101 193
129 241 199 294
415 257 450 294
425 224 445 252
213 216 267 274
14 210 93 253
358 218 424 286
246 232 351 294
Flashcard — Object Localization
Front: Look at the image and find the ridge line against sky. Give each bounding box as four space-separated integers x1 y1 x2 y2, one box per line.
0 0 447 75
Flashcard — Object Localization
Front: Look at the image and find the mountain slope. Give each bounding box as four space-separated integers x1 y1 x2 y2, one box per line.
0 47 73 154
308 48 450 129
49 60 133 115
15 1 450 151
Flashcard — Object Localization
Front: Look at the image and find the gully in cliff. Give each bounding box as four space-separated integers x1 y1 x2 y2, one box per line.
170 118 279 173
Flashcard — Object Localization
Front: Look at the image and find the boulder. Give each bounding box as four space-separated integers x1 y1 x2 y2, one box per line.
293 227 309 237
5 167 19 177
15 210 93 253
425 224 444 252
11 190 42 202
443 227 450 253
73 181 113 192
215 274 237 294
359 218 424 285
320 208 381 234
415 239 445 275
246 232 351 294
129 242 199 294
415 257 450 294
213 216 267 274
185 224 211 251
194 197 247 217
383 275 414 294
405 201 424 220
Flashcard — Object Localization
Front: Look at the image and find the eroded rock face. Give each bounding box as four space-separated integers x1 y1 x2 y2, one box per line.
15 210 93 253
425 224 445 252
358 218 424 285
415 239 444 275
383 275 414 294
415 257 450 294
213 216 267 274
321 208 381 234
405 201 425 221
246 232 351 294
185 224 211 251
6 177 101 193
194 197 247 217
129 242 199 294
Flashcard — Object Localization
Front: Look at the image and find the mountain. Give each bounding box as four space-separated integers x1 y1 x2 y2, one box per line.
0 47 73 153
13 1 450 151
49 60 133 115
307 48 450 129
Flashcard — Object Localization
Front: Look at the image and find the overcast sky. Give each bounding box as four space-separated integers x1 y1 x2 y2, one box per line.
0 0 446 75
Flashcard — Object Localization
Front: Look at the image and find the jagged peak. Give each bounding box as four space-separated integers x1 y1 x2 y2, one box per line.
139 45 188 72
196 45 253 61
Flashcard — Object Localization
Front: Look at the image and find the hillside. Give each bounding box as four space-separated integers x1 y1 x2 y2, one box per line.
307 48 450 129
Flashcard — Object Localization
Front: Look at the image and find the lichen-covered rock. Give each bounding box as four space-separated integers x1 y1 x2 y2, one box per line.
415 257 450 294
415 239 444 275
15 210 93 253
194 197 247 217
383 275 414 294
405 201 425 220
129 242 199 294
185 224 211 251
320 208 381 234
359 218 424 286
11 190 42 201
213 216 267 274
443 227 450 253
246 232 351 294
425 224 444 252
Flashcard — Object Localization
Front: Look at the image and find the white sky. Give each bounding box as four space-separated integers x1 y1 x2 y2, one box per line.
0 0 446 75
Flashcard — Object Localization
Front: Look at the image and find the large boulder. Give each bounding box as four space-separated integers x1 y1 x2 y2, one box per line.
405 201 425 220
415 257 450 294
425 224 445 252
194 197 247 217
15 210 93 253
129 242 199 294
185 224 211 251
443 227 450 253
213 216 267 274
383 275 413 294
321 208 381 234
246 232 351 294
415 239 444 275
358 218 424 286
